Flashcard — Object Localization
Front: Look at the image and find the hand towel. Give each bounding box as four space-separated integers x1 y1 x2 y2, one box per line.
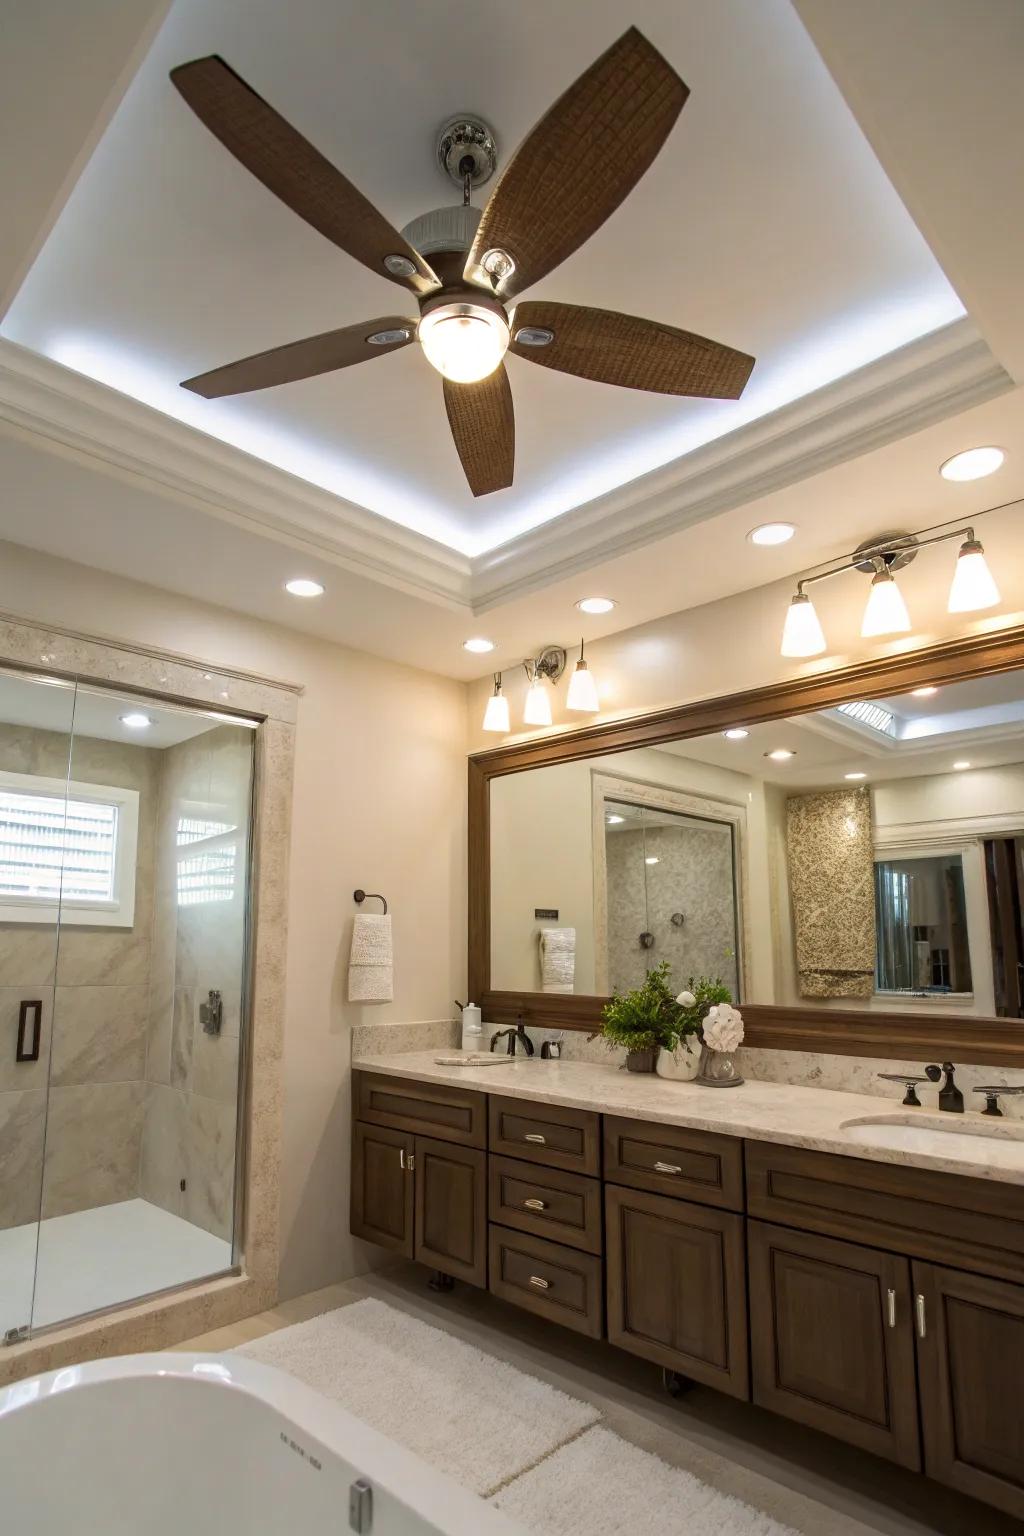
349 913 394 1003
540 927 575 994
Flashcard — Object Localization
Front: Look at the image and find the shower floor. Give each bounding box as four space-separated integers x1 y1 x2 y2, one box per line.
0 1198 232 1338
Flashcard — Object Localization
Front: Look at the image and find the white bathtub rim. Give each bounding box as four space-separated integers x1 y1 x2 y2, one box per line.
0 1349 529 1536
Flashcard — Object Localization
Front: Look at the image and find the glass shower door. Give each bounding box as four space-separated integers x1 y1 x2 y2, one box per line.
0 668 76 1344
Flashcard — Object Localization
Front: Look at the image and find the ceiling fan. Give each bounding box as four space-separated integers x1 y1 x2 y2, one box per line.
170 28 755 498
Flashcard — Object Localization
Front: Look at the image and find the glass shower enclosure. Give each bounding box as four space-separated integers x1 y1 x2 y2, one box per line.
0 666 254 1343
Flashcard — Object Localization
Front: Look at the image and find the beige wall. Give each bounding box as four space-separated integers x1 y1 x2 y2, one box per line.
0 541 468 1300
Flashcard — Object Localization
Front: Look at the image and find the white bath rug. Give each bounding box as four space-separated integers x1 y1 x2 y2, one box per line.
237 1297 598 1496
492 1425 800 1536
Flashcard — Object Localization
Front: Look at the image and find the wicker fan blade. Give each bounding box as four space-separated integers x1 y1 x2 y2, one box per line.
510 302 755 399
465 29 687 299
443 366 515 497
181 318 415 398
170 56 438 296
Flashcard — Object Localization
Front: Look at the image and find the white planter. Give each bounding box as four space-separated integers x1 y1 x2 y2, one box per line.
656 1037 702 1081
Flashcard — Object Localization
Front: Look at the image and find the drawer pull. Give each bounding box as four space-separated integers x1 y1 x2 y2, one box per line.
653 1161 682 1175
529 1275 550 1290
523 1197 547 1211
886 1288 896 1329
916 1294 927 1339
524 1132 547 1145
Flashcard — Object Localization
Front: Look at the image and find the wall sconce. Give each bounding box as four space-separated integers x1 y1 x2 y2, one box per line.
482 673 510 733
523 646 565 727
565 638 600 712
780 521 1001 658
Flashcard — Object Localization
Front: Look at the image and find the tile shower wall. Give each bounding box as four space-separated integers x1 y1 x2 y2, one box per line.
140 726 250 1242
606 822 739 997
0 724 157 1228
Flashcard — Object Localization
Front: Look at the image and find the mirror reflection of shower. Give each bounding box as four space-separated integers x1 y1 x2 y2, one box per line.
0 668 255 1344
603 800 740 998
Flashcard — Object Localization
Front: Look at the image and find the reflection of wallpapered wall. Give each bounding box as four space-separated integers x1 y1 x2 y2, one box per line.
786 787 875 998
606 822 739 997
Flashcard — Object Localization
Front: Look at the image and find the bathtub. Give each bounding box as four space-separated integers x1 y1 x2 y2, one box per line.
0 1352 528 1536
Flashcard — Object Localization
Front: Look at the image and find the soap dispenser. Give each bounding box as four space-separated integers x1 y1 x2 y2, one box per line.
460 1003 483 1053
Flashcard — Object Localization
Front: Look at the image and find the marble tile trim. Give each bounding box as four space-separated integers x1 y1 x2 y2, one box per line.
0 625 294 1384
0 611 300 724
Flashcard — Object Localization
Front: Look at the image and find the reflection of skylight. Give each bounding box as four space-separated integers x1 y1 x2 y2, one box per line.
837 701 896 737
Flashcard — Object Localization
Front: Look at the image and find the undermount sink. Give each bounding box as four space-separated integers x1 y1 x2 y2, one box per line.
840 1112 1024 1154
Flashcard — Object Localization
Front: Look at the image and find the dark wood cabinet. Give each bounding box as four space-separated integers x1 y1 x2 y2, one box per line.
748 1220 920 1469
605 1184 749 1400
414 1135 487 1287
915 1260 1024 1519
351 1122 414 1257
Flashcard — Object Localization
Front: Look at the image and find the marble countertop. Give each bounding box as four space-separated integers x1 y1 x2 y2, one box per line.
353 1051 1024 1186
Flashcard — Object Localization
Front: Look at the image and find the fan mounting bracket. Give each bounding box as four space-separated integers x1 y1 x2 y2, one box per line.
437 117 498 190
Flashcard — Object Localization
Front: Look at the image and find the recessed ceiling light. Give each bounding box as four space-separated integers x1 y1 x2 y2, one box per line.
120 712 151 730
462 637 496 653
284 578 325 597
645 856 659 865
576 597 616 615
606 814 625 825
952 760 971 771
845 772 867 781
911 686 938 698
939 446 1005 482
749 523 796 547
765 748 795 761
723 728 749 740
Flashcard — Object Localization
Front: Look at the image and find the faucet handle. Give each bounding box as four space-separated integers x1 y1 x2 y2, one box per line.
877 1072 928 1107
973 1084 1024 1117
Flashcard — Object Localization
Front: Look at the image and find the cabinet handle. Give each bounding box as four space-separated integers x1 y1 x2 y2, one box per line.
653 1161 682 1175
399 1148 406 1170
529 1275 550 1290
524 1132 547 1145
886 1288 896 1329
915 1294 927 1339
407 1153 416 1173
523 1197 547 1211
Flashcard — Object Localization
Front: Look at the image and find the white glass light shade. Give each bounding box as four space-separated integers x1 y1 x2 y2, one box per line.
780 593 826 657
523 679 552 727
482 686 510 734
860 569 911 638
566 659 599 712
419 304 509 383
947 539 1000 613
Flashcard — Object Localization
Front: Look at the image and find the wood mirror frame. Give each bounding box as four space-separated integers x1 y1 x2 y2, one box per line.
469 624 1024 1067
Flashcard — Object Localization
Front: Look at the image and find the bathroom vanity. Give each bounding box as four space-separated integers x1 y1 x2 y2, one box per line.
351 1056 1024 1521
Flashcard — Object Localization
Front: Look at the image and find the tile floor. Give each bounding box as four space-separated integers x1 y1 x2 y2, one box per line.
179 1260 1015 1536
0 1197 232 1335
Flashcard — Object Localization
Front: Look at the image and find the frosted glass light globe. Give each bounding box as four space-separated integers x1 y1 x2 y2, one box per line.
419 304 509 383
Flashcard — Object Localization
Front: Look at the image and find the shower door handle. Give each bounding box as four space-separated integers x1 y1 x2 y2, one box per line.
16 1000 42 1063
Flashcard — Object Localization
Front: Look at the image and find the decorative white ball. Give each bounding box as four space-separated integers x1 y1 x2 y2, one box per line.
676 990 696 1007
703 1002 744 1054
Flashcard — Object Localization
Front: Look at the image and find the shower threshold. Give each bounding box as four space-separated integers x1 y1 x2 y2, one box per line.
0 1198 232 1338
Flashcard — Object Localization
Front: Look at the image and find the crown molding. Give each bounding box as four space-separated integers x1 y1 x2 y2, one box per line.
0 340 474 610
469 318 1011 610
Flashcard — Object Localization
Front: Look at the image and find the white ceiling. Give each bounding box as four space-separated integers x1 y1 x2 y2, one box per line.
0 670 241 746
2 0 963 556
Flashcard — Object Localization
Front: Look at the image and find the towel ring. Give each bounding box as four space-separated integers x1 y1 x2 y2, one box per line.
353 889 388 915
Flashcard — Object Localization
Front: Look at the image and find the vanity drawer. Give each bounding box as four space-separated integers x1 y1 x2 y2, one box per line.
488 1096 600 1174
604 1117 744 1212
488 1226 604 1338
353 1070 486 1149
746 1140 1024 1285
489 1155 603 1254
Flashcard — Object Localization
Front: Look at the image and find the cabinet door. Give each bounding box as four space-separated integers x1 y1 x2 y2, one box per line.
351 1122 413 1256
915 1260 1024 1519
748 1221 920 1469
605 1185 749 1399
414 1135 487 1288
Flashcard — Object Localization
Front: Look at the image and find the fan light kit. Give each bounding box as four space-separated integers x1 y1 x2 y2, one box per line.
779 520 1002 658
170 30 754 498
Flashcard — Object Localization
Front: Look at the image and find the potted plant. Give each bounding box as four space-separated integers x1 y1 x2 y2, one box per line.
673 976 745 1087
601 961 684 1072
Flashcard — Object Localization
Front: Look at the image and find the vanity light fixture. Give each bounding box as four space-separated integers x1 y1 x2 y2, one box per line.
723 728 749 740
482 673 510 734
463 636 496 654
748 522 796 546
778 517 1005 657
940 446 1004 482
119 712 152 730
284 578 325 597
953 760 971 771
520 646 566 728
576 597 616 615
565 639 600 713
765 748 795 761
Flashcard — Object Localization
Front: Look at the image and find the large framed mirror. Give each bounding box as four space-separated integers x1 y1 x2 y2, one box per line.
470 626 1024 1065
